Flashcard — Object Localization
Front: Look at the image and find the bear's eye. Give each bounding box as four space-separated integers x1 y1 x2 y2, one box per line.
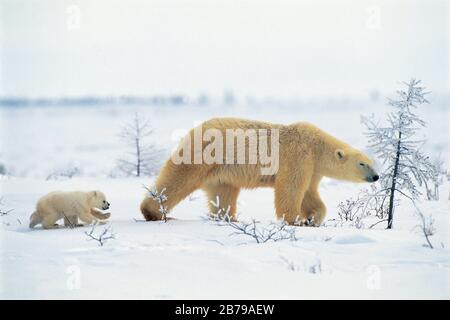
103 200 106 203
359 162 365 167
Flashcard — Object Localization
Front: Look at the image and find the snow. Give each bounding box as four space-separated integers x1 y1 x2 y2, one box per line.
0 100 449 299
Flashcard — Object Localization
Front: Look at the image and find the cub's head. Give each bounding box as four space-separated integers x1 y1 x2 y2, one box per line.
332 148 379 183
88 190 111 210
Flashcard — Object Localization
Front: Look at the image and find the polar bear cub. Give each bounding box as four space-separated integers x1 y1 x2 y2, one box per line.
29 190 111 229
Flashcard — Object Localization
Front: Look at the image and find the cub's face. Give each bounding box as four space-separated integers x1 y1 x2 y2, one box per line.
334 148 379 183
89 191 111 210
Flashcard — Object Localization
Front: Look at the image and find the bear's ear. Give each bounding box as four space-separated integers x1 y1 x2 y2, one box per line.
89 191 98 198
335 149 346 161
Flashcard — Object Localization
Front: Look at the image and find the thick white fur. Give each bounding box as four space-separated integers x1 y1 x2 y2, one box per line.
29 191 111 229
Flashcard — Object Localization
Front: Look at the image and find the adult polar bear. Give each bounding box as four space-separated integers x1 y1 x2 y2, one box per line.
141 118 379 225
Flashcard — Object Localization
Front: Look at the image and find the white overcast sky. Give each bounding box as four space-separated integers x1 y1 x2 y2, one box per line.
0 0 448 98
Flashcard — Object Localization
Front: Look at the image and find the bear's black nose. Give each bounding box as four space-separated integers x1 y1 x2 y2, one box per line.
372 175 379 182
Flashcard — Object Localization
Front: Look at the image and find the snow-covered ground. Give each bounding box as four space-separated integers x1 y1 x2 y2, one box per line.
0 100 449 299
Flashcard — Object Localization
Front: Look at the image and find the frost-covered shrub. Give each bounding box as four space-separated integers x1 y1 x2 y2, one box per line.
327 184 391 229
205 213 297 244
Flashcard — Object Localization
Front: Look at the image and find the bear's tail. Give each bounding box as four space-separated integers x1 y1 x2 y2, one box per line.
90 209 111 220
29 211 41 228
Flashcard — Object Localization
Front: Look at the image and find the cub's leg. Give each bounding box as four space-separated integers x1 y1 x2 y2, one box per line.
90 208 111 220
203 183 240 221
78 210 95 225
64 215 81 228
141 161 207 221
301 175 326 226
41 210 61 229
274 160 312 225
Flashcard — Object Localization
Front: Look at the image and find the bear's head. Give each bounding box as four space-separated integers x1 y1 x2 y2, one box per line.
330 148 379 183
89 191 111 210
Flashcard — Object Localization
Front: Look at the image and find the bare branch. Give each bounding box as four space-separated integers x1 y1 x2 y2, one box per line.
412 203 435 249
368 219 389 229
0 197 14 216
84 223 116 246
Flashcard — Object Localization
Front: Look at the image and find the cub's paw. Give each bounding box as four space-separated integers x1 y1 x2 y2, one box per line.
101 212 111 219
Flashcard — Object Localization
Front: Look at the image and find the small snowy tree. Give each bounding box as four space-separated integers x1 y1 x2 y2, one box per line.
361 79 433 229
117 113 162 177
425 156 446 201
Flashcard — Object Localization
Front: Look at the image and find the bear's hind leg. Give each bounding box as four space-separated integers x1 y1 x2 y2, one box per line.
203 183 240 221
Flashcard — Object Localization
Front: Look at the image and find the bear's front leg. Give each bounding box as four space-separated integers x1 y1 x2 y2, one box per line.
274 165 312 225
203 183 240 221
301 176 327 226
140 161 205 221
301 192 326 226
